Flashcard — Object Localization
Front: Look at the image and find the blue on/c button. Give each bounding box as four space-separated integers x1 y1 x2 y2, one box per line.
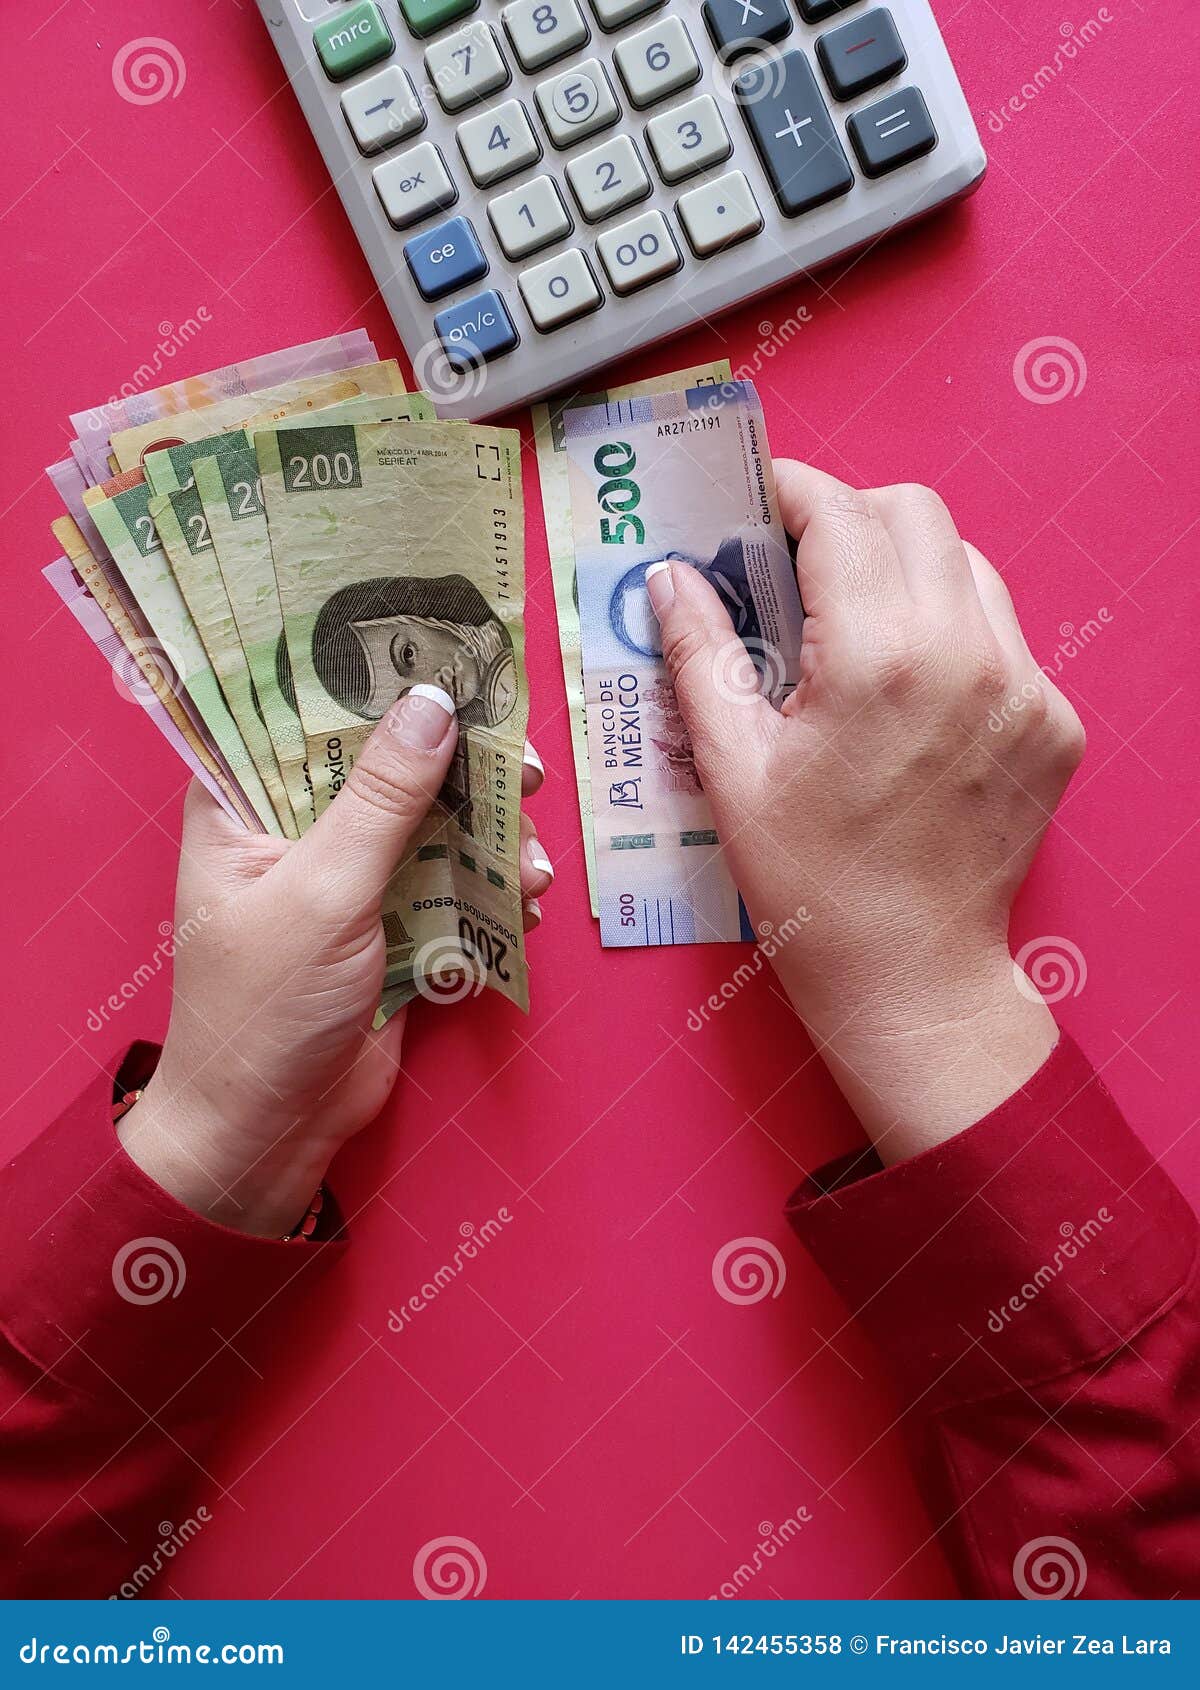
403 215 487 301
434 290 519 371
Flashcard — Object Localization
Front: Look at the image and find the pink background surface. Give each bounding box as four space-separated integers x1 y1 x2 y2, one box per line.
2 0 1198 1599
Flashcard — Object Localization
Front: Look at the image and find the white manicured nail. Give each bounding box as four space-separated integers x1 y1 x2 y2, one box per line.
529 843 554 879
523 740 544 776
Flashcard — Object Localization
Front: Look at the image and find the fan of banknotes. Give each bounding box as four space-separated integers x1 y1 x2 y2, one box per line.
44 336 530 1019
534 364 804 951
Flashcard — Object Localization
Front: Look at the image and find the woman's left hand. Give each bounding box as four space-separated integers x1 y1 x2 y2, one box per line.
121 687 553 1237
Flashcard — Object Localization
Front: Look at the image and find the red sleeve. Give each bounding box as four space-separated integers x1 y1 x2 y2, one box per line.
787 1032 1200 1599
0 1044 344 1599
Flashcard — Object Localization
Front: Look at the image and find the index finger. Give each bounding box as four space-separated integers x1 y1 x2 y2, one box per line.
773 457 908 624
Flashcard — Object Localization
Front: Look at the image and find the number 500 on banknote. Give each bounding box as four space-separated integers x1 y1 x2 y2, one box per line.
564 381 804 950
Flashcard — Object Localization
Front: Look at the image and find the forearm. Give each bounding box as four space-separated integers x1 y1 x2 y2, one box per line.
789 947 1058 1165
0 1045 342 1596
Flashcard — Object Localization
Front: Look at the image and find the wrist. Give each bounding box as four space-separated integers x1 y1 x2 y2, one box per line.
781 942 1058 1164
118 1072 336 1238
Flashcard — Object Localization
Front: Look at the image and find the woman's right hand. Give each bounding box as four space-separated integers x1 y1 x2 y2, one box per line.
646 461 1086 1162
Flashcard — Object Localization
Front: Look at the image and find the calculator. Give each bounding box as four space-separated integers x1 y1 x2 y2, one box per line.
256 0 985 419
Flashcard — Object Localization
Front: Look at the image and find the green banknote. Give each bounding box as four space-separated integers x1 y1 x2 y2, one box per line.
148 479 298 837
189 396 441 836
83 471 281 833
257 418 530 1011
533 359 732 917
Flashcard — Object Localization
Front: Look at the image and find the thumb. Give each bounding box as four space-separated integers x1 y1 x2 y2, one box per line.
287 684 459 911
645 559 780 772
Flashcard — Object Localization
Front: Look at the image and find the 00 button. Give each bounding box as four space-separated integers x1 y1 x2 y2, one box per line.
596 209 681 294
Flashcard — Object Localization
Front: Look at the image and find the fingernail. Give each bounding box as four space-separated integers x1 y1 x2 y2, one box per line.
528 841 554 880
387 684 455 749
522 740 544 777
524 898 542 928
644 559 674 616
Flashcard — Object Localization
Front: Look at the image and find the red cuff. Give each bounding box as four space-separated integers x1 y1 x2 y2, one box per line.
786 1033 1198 1411
0 1046 344 1412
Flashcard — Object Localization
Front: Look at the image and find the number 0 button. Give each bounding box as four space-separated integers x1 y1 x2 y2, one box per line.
519 247 603 330
596 208 681 294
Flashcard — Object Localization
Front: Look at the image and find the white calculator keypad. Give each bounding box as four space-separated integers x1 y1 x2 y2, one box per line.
489 173 574 258
424 23 510 113
503 0 591 73
566 135 651 222
271 0 987 416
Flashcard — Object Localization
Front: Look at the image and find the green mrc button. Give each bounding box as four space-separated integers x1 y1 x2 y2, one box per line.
314 3 395 81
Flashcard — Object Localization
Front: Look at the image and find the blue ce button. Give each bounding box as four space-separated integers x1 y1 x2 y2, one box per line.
403 215 488 302
434 290 520 372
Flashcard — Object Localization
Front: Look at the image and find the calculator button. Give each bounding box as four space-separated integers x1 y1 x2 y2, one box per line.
503 0 590 73
702 0 792 62
519 247 603 329
404 215 488 300
398 0 479 39
341 66 425 155
613 18 701 110
434 289 520 369
797 1 856 21
536 58 621 147
566 135 651 221
596 208 681 294
424 23 509 113
489 174 573 259
676 169 762 256
588 0 663 28
847 85 937 176
457 98 542 185
735 49 852 216
373 141 459 228
314 1 394 81
816 8 907 101
645 94 731 184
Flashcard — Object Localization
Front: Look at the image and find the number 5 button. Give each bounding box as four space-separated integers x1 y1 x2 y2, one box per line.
535 58 621 147
519 247 603 330
596 208 681 294
457 98 542 186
